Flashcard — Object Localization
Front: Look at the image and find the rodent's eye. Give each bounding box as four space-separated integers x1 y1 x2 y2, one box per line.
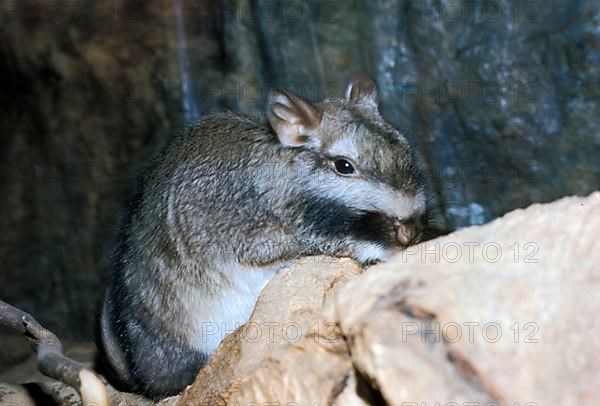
332 158 357 177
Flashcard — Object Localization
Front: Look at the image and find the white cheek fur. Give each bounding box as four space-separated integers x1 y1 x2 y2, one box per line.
312 177 424 221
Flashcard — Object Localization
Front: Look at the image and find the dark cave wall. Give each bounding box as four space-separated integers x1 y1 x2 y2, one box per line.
0 0 599 350
0 0 202 343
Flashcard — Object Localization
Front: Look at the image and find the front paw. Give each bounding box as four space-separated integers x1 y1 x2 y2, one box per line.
334 249 352 258
340 242 389 265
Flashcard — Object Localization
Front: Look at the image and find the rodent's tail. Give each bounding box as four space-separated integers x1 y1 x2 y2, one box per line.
94 294 137 392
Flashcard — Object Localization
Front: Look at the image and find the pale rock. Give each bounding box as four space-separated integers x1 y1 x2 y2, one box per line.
179 192 600 406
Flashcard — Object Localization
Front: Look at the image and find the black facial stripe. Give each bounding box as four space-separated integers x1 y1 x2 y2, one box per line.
295 192 396 247
350 210 396 246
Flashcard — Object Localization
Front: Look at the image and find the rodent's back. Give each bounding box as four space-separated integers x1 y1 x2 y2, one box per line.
122 112 286 277
165 113 279 172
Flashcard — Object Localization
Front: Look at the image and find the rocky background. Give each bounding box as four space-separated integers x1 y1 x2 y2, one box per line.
0 0 599 367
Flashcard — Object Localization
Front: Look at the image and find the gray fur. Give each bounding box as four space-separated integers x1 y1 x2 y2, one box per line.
99 74 426 399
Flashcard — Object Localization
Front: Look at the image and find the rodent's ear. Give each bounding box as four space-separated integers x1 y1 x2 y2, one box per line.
345 72 379 107
268 90 323 148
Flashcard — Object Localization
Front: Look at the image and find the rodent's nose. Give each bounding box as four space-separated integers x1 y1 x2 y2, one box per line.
395 215 425 247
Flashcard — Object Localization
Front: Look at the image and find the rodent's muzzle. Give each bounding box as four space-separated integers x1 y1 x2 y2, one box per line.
395 214 425 247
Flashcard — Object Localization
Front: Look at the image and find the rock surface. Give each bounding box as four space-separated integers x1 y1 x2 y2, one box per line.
176 192 600 405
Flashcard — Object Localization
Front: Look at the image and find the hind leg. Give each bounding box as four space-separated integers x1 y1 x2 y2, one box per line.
101 294 208 400
125 321 208 400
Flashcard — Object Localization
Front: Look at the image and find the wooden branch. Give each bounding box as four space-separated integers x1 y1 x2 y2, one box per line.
0 299 109 406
